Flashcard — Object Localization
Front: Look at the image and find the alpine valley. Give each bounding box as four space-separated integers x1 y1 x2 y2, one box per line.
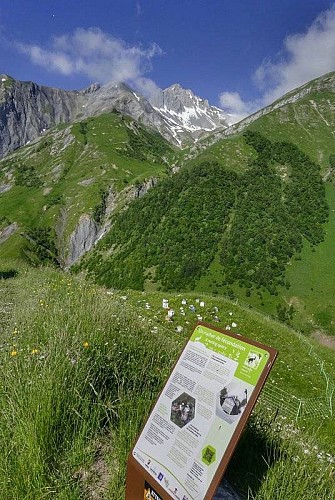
1 71 335 499
1 71 335 336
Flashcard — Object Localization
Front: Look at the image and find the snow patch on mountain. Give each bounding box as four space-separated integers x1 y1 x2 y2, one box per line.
149 84 229 141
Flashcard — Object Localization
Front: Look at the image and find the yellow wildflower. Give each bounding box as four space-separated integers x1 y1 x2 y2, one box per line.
83 341 89 348
31 349 38 355
10 350 17 357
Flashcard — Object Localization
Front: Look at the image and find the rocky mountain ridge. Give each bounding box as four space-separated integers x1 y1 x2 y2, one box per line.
0 75 228 157
1 70 335 159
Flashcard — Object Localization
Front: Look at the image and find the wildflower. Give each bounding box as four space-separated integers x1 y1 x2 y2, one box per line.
31 349 38 355
83 341 89 348
10 350 17 356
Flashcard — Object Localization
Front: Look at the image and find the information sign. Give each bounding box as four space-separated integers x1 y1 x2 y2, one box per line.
126 322 278 499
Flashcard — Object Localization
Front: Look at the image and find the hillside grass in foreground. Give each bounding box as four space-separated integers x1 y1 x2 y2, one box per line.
0 265 180 498
0 265 334 498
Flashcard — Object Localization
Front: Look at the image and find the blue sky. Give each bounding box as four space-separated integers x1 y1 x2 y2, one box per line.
1 1 335 121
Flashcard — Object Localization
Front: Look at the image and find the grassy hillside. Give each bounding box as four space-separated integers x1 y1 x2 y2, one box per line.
191 120 335 336
80 130 332 337
0 264 333 498
2 73 335 340
0 113 176 263
79 161 238 290
195 182 335 337
247 92 335 171
183 134 255 174
200 72 335 173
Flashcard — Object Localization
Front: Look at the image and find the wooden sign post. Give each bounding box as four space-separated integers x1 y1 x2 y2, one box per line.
126 322 278 499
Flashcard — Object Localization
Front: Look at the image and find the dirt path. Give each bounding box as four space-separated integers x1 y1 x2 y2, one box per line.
311 330 335 350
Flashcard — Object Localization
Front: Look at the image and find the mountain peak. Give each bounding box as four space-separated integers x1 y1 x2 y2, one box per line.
149 83 229 139
166 83 183 91
80 82 101 94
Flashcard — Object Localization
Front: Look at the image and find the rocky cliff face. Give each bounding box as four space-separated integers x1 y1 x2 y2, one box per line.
0 76 177 157
0 222 18 244
0 75 81 157
66 214 98 267
133 177 158 198
65 177 159 267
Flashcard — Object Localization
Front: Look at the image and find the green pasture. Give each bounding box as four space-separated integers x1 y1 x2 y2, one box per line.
0 265 333 498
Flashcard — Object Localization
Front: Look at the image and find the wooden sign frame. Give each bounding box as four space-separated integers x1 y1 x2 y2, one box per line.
126 322 278 499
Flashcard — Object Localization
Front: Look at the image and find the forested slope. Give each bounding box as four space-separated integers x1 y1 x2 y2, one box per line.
80 132 328 303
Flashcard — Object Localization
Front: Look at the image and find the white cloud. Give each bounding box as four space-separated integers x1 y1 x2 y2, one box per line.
16 27 162 97
135 76 161 96
257 5 335 104
219 4 335 123
219 91 259 124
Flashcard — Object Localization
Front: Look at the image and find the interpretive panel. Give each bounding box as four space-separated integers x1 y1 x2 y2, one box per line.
127 322 277 500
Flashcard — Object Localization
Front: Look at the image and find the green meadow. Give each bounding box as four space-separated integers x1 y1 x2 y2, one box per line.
0 263 333 498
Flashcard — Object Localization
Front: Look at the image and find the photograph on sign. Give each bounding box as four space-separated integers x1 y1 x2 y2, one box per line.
171 393 195 428
216 380 250 424
132 323 276 500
